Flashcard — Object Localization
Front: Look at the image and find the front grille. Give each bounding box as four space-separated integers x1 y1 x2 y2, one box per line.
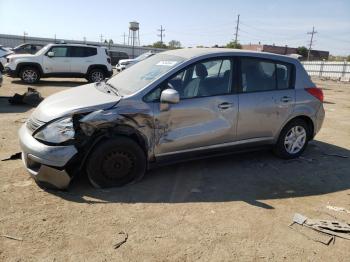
26 117 46 133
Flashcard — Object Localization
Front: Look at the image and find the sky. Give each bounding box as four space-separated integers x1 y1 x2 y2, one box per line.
0 0 349 55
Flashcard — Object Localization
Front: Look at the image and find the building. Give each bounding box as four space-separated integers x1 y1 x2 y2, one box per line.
242 43 329 60
0 34 164 58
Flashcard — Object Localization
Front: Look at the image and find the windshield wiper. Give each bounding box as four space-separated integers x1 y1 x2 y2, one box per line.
104 81 120 96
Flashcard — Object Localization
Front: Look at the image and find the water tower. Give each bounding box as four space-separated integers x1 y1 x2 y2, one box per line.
128 21 140 58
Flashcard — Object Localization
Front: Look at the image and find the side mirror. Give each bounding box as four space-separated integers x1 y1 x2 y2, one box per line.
160 88 179 104
47 51 54 57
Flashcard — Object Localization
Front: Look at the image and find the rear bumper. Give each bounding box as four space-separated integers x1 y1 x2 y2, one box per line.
18 124 78 189
314 105 325 136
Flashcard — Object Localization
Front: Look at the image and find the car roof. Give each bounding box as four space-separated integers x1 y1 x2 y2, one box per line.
48 43 100 48
162 48 298 64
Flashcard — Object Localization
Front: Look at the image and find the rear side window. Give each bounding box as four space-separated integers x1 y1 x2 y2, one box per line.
240 58 293 93
69 47 97 57
276 63 292 90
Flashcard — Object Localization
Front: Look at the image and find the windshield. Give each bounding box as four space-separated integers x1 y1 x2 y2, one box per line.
107 54 185 96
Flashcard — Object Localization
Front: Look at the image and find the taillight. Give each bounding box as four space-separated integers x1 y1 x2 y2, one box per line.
305 87 324 102
107 57 111 64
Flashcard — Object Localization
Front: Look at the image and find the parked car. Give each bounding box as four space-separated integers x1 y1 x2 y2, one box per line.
11 43 45 55
19 48 324 189
5 43 113 83
116 51 155 71
107 50 129 66
0 46 12 72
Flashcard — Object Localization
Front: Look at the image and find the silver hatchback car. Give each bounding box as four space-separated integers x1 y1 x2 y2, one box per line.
18 48 325 189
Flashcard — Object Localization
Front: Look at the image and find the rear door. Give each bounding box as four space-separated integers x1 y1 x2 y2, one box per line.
237 57 295 140
148 58 239 156
69 47 97 74
42 46 71 73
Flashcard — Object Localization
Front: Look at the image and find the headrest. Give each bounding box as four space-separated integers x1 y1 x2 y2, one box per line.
195 63 208 78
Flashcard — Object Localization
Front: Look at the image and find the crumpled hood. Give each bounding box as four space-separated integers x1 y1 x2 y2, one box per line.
31 83 121 122
119 58 136 64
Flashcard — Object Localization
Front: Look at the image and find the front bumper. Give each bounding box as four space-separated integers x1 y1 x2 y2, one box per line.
4 67 18 77
115 64 126 72
18 124 78 189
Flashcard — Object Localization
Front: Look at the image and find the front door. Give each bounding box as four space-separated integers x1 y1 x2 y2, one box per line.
147 58 239 157
237 57 295 140
42 46 71 74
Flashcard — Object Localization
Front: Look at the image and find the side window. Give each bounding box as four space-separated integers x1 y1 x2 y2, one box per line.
50 47 68 57
276 63 292 89
70 47 85 57
241 58 276 92
144 58 233 102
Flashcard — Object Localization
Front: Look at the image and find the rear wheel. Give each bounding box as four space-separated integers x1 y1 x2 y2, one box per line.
273 119 310 159
87 68 105 83
86 137 146 188
20 67 40 83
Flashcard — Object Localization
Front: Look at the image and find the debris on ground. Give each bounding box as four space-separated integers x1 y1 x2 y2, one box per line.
1 152 21 161
326 205 350 214
113 231 128 249
8 87 43 107
1 234 23 241
290 213 350 245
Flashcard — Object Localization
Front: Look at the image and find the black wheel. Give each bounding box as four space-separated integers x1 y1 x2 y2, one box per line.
20 67 40 83
273 119 310 159
86 137 146 188
87 68 105 83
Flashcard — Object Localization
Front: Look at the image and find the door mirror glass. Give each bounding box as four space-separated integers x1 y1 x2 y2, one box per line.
47 51 54 57
160 88 179 104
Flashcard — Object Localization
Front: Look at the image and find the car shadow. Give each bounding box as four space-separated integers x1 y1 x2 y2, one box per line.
50 140 350 209
0 97 32 113
11 79 86 87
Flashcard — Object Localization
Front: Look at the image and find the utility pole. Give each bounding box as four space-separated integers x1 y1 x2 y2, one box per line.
234 14 240 44
157 25 165 44
54 34 56 42
307 26 317 61
83 36 86 44
121 32 126 45
100 34 103 43
23 31 28 43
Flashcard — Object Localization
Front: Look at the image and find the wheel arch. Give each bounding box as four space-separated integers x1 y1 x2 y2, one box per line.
17 62 44 76
277 115 315 142
86 64 109 75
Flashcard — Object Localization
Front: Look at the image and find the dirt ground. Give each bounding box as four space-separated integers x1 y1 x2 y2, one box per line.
0 75 350 261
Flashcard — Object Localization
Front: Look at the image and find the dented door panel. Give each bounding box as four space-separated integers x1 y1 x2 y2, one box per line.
152 95 238 156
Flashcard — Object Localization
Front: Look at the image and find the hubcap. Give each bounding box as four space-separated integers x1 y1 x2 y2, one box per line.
102 151 134 180
22 70 38 83
91 71 104 82
284 126 307 154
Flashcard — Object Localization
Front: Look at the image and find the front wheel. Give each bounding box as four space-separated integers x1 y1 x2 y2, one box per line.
86 137 146 188
20 67 40 83
273 119 310 159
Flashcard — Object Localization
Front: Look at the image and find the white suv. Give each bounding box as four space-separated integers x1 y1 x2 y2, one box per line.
5 44 113 83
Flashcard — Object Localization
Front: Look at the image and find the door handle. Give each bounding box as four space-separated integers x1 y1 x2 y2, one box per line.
218 102 233 109
280 96 292 103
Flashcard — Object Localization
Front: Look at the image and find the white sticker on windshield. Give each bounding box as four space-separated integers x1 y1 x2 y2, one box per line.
156 61 178 66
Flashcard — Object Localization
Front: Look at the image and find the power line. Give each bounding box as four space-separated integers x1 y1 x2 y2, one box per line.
157 25 165 44
307 26 317 61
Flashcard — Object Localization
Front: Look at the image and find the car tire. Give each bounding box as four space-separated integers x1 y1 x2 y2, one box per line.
87 68 105 83
20 67 40 83
86 136 146 188
273 119 310 159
